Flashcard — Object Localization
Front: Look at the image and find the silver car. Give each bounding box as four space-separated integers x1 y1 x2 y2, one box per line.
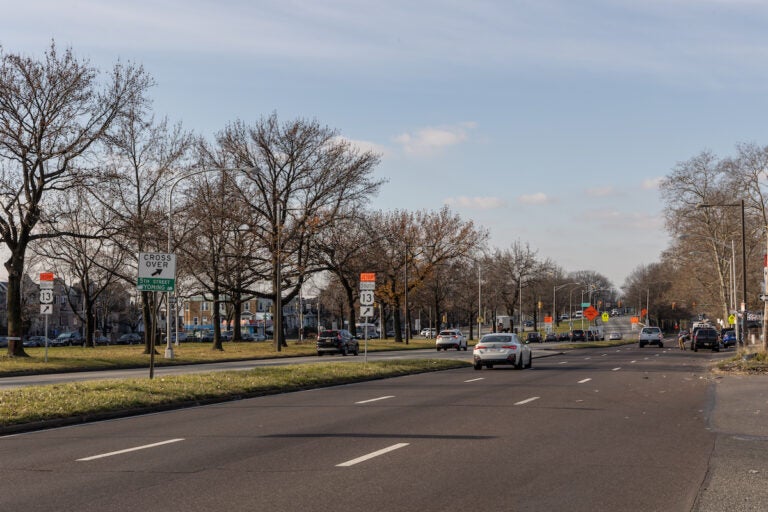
473 332 532 370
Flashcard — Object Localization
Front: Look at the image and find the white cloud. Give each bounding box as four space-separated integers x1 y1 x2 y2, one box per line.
394 122 476 155
642 177 663 190
334 136 388 157
444 196 506 210
519 193 548 205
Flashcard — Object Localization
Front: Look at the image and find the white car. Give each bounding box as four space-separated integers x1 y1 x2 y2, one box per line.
473 332 532 370
420 328 436 338
435 329 467 351
608 331 623 340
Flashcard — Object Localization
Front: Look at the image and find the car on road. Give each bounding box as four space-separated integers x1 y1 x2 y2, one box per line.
638 326 664 348
317 329 359 356
570 329 586 341
170 332 188 343
117 333 142 345
526 331 542 343
721 329 737 348
608 331 623 341
692 327 721 352
544 332 558 342
558 331 570 341
436 329 468 351
472 332 532 370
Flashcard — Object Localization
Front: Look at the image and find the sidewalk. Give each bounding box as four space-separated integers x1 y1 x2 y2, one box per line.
694 374 768 511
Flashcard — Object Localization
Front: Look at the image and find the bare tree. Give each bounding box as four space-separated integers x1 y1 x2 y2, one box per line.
205 113 384 351
0 43 151 356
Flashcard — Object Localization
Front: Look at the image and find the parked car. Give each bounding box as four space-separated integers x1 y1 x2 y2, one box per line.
23 335 51 347
0 336 7 348
526 332 542 343
55 331 83 346
570 329 586 341
544 332 558 342
420 328 436 338
472 332 532 370
435 329 468 351
220 331 233 341
692 327 721 352
558 331 570 341
170 332 188 343
523 320 534 328
721 329 737 348
117 333 142 345
608 331 623 341
94 335 110 346
638 327 664 348
317 329 359 356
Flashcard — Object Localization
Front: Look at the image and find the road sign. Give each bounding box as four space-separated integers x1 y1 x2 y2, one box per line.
40 304 52 315
601 312 610 322
360 305 374 317
728 314 737 324
583 305 599 321
360 282 375 291
40 272 54 288
39 289 54 304
360 272 376 282
760 294 768 302
360 290 374 306
137 252 176 292
581 302 590 308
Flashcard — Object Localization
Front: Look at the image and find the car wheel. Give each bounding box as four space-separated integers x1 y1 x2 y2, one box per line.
341 345 348 356
474 363 482 370
639 343 644 348
317 351 322 356
527 353 533 368
463 345 468 351
515 355 523 370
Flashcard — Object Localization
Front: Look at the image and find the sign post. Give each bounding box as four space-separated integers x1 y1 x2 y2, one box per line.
39 272 54 362
360 273 376 362
137 253 177 375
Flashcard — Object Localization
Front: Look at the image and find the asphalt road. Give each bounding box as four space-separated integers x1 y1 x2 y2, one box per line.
2 343 756 511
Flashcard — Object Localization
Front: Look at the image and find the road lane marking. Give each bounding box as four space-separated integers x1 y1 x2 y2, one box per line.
464 378 484 383
578 378 592 384
612 367 621 371
336 443 409 467
77 438 185 461
515 396 540 405
559 361 568 364
631 360 637 363
584 357 591 360
355 395 395 404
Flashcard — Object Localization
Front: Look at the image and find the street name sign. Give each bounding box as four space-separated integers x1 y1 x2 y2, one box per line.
137 252 176 292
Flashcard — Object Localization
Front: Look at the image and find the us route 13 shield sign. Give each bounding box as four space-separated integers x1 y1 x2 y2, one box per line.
137 252 176 292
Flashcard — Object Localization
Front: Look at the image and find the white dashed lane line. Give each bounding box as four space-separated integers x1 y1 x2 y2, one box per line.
77 438 185 462
514 396 540 406
578 378 592 384
336 443 410 467
355 396 395 404
612 367 621 371
464 378 484 383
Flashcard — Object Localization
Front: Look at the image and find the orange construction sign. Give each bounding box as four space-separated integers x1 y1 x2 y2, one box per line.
583 306 599 321
360 273 376 282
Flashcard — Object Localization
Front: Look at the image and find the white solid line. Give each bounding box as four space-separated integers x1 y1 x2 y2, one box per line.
578 378 592 384
336 443 409 467
464 378 484 383
355 395 395 404
514 396 540 405
612 367 621 371
77 438 185 461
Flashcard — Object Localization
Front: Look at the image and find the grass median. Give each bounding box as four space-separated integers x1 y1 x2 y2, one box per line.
0 359 470 432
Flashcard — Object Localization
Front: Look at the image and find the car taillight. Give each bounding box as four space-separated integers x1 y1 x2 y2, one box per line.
475 344 486 350
501 345 518 350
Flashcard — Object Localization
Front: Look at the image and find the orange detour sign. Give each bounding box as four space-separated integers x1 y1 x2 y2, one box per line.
583 306 599 321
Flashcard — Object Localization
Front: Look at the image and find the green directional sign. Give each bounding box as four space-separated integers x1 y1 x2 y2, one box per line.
137 252 176 292
581 302 590 308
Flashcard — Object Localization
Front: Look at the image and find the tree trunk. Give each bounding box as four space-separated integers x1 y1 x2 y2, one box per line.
5 253 28 357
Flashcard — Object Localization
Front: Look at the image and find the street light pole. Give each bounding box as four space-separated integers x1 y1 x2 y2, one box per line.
697 200 748 348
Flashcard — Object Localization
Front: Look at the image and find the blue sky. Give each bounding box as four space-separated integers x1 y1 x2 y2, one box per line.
4 0 768 287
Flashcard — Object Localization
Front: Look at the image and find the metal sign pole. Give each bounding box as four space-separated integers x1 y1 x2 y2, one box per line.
44 314 49 363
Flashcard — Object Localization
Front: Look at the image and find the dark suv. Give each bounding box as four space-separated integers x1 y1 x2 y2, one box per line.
692 327 720 352
570 329 586 341
316 329 359 356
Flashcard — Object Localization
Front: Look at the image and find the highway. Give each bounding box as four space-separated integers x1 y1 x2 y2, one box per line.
0 342 733 511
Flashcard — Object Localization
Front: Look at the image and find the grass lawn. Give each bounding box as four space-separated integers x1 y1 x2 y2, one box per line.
0 359 470 431
0 338 437 377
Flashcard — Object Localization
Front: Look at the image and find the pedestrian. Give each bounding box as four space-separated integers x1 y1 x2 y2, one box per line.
678 330 688 350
